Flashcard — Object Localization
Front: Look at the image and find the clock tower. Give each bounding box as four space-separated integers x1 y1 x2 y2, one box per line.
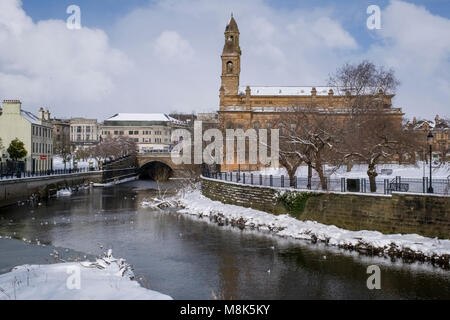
220 14 241 97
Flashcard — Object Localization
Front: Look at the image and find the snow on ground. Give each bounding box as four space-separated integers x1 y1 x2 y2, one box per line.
254 162 450 179
169 189 450 266
53 156 98 170
92 176 138 187
0 249 172 300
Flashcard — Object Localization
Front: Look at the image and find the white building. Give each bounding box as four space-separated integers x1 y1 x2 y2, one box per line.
0 100 53 172
101 113 179 153
70 117 100 149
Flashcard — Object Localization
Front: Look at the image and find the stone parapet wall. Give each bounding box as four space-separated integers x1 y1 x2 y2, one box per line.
201 177 450 239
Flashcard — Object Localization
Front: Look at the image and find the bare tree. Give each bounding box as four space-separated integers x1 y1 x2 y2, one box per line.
54 140 72 169
277 106 344 190
89 136 137 162
329 61 403 192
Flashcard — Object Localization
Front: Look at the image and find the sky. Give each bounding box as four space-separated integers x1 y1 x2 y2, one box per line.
0 0 449 121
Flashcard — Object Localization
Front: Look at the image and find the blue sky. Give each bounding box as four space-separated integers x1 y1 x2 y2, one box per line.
1 0 449 119
22 0 450 49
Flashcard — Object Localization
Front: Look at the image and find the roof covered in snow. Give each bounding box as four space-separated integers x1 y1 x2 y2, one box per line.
239 86 338 96
406 117 449 131
106 113 182 122
238 86 394 97
21 110 41 124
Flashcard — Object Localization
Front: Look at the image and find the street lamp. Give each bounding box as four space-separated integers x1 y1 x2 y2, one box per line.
427 131 434 193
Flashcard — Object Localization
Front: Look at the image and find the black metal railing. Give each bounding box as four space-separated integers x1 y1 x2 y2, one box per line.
0 167 97 181
203 172 450 196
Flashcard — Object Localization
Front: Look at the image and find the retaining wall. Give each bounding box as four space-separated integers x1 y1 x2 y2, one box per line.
201 177 450 239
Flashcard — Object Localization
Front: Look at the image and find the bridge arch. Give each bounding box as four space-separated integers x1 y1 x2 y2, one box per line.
139 160 173 181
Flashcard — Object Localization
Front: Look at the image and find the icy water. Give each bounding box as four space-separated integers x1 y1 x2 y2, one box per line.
0 180 449 300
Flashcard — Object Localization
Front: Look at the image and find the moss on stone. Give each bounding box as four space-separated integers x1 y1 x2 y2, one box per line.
277 191 321 218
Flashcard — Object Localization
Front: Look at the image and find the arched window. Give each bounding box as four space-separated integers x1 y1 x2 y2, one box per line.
226 61 233 73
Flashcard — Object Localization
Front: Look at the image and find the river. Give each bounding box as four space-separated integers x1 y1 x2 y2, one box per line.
0 180 449 299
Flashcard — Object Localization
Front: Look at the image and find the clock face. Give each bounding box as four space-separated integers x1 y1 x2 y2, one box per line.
227 36 233 42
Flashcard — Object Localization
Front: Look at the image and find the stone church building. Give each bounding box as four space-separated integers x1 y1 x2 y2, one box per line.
218 16 403 172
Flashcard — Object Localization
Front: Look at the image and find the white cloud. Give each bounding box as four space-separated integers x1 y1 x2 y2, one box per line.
107 0 357 115
0 0 131 118
0 0 447 120
365 0 450 118
154 31 195 63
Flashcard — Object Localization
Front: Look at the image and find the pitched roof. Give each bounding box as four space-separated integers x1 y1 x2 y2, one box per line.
225 16 239 33
105 113 181 124
21 110 40 124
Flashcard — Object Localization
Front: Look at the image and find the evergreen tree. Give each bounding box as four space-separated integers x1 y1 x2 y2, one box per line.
7 138 28 161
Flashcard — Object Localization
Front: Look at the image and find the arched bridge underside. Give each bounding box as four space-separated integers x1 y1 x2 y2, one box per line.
137 153 199 181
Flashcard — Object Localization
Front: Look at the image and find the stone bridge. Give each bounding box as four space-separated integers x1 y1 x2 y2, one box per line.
137 152 198 180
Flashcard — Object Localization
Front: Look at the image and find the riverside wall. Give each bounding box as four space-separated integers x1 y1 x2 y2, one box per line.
201 177 450 239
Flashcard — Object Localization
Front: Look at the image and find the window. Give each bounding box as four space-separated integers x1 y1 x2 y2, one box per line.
134 131 139 135
134 138 139 142
114 131 119 135
226 61 233 73
77 126 82 133
129 131 134 135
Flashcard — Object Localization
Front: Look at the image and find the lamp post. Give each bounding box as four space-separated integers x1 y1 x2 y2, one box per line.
427 132 434 193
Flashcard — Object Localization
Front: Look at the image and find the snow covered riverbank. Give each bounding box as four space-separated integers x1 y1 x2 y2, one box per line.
92 176 138 187
165 189 450 268
0 249 172 300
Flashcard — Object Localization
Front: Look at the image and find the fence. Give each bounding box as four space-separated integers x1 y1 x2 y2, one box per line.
203 172 450 196
0 167 97 181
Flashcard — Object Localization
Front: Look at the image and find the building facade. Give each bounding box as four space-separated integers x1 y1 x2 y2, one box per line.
407 115 450 162
69 118 100 149
0 100 53 172
101 113 177 153
218 16 403 171
51 118 71 155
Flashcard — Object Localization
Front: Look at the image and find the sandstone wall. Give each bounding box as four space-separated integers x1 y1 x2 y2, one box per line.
201 177 450 239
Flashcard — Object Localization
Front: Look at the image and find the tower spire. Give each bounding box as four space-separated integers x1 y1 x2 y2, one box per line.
220 16 241 96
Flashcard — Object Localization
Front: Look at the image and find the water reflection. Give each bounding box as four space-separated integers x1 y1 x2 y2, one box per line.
0 180 449 300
